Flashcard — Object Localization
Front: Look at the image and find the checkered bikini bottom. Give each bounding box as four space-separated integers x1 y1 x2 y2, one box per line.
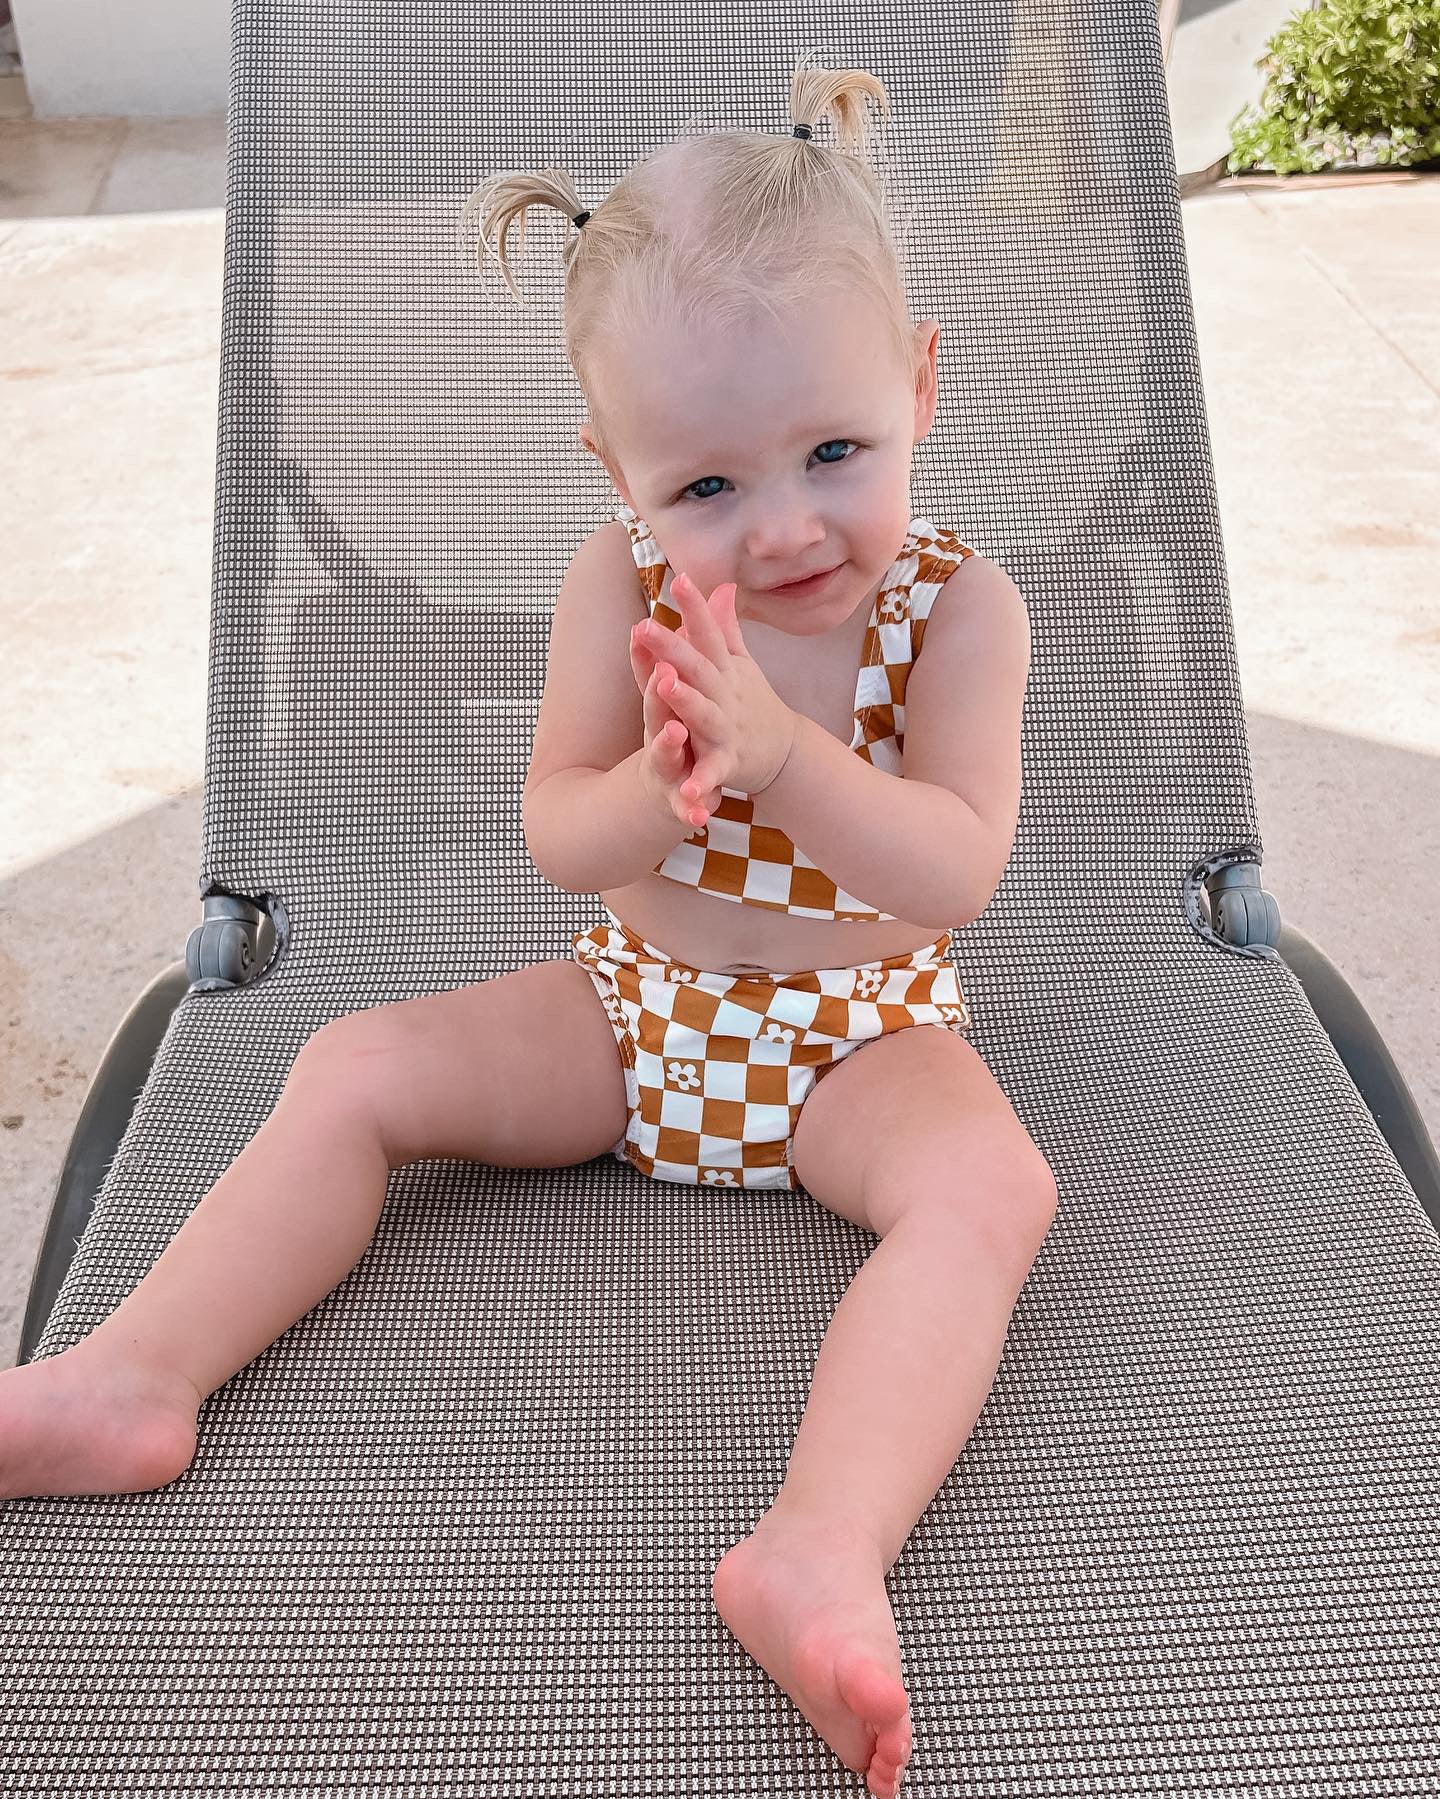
571 909 973 1191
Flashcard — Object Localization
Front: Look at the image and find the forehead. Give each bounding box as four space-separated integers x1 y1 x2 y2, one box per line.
603 290 906 462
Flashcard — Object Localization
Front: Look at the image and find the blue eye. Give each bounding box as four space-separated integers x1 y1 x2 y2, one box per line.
677 439 861 505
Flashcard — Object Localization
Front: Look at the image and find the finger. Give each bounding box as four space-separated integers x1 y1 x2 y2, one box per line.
655 668 724 740
634 617 677 662
650 664 685 730
688 573 744 658
643 663 685 744
651 723 705 825
632 622 671 690
630 633 657 699
637 619 699 689
712 581 745 655
681 764 719 802
658 740 691 808
662 703 717 803
673 572 730 664
681 575 741 658
671 756 707 827
641 665 665 742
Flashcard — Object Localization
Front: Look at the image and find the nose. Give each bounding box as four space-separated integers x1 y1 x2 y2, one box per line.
744 515 829 577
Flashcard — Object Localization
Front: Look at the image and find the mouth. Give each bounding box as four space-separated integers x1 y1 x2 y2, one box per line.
764 563 843 597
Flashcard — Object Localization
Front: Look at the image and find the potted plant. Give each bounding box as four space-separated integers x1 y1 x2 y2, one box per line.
1220 0 1440 185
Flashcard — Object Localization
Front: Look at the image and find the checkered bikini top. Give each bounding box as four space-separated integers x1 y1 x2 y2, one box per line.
616 501 977 922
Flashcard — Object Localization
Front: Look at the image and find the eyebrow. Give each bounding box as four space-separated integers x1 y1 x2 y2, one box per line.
652 419 873 488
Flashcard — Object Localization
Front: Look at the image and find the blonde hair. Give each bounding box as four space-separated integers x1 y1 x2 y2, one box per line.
459 49 921 472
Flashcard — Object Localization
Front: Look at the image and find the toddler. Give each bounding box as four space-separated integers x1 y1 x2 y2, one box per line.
1 52 1058 1799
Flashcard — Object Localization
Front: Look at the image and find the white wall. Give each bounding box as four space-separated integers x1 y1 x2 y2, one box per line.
11 0 227 117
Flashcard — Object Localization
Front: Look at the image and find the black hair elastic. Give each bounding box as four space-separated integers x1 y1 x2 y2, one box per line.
573 125 811 230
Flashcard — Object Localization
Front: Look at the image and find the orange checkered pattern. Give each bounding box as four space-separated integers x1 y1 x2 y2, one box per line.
572 911 973 1191
616 502 977 922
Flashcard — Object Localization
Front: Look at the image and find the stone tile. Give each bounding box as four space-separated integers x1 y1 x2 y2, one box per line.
94 115 228 215
1182 188 1440 759
0 116 124 218
1243 184 1440 395
1 204 223 1364
0 211 223 380
0 71 31 120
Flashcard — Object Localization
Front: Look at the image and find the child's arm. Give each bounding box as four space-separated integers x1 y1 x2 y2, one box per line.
761 714 985 929
523 666 703 894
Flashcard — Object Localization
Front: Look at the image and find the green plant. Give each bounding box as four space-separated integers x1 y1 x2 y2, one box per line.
1227 0 1440 174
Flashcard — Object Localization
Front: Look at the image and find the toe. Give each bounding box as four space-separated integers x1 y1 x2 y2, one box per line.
834 1654 911 1789
878 1699 913 1765
835 1651 908 1732
868 1735 911 1795
791 1634 882 1775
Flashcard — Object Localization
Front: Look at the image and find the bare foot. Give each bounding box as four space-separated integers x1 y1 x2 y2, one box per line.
0 1343 201 1501
712 1506 912 1797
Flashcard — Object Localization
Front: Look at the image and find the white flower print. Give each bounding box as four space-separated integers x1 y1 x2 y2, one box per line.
879 590 906 623
665 1060 701 1092
701 1168 739 1185
760 1022 796 1047
665 968 696 985
855 971 884 1000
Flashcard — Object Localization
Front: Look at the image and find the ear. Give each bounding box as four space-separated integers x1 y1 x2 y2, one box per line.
579 421 635 509
912 320 941 444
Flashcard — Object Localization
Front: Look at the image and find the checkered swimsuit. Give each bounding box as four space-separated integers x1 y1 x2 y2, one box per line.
616 502 977 921
569 509 979 1189
573 916 973 1189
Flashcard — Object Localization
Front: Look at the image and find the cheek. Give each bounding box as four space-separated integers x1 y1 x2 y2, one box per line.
856 494 912 555
846 499 918 592
665 538 723 587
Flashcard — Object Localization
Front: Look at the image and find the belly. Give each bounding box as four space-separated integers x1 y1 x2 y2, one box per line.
597 872 946 975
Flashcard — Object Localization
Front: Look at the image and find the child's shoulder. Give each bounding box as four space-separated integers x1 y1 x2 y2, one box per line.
895 516 982 625
905 514 980 568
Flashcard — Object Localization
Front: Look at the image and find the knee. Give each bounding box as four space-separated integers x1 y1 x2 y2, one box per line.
1009 1147 1059 1244
286 1011 397 1129
961 1144 1058 1266
1030 1151 1059 1225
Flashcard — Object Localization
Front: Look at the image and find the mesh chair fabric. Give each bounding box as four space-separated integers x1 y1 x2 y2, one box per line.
5 2 1438 1791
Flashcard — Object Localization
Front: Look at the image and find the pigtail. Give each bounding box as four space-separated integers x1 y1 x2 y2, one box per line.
459 166 591 307
457 49 915 452
784 49 915 275
787 47 893 164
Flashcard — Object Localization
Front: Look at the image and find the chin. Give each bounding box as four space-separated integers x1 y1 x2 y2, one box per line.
779 605 856 637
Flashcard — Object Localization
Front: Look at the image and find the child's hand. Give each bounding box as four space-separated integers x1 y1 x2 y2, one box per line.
632 573 798 799
631 643 723 830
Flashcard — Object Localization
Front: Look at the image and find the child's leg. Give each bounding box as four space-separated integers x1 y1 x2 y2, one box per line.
2 960 631 1500
0 1054 393 1501
69 1070 392 1405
